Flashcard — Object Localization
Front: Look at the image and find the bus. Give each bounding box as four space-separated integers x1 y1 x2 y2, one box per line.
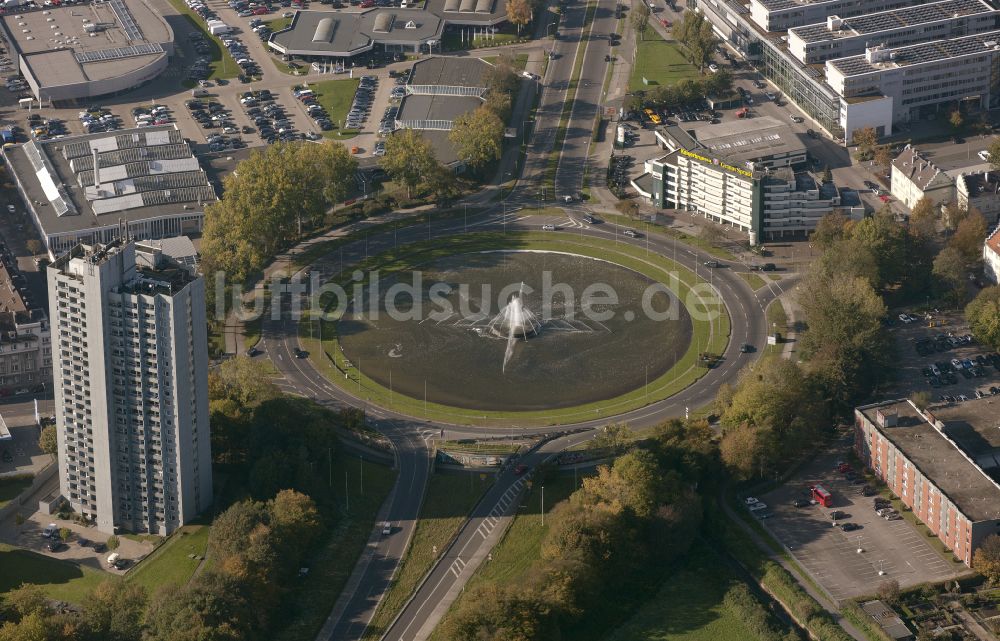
811 485 833 507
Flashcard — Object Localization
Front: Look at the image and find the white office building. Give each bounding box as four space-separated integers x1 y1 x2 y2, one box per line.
48 239 211 535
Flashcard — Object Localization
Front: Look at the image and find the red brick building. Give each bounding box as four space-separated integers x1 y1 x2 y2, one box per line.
855 399 1000 567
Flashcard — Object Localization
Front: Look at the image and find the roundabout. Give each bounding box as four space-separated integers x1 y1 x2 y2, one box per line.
303 230 730 425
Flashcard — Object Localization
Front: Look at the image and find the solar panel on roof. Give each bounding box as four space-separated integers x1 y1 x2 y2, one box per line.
109 0 143 41
74 43 163 63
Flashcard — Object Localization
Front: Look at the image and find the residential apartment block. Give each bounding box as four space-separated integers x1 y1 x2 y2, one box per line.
0 255 51 395
855 399 1000 567
957 170 1000 225
890 146 955 209
48 239 211 535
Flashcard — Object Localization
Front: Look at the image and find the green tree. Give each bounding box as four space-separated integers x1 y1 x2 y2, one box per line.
423 162 460 206
57 528 71 544
949 110 964 130
201 142 358 284
948 210 987 266
505 0 531 35
704 68 733 96
38 425 57 456
442 585 552 641
449 106 504 173
143 571 257 641
720 424 762 480
932 247 968 304
973 534 1000 584
587 422 634 455
631 2 650 41
850 212 907 289
909 196 938 238
965 286 1000 350
268 489 322 562
80 580 147 641
811 211 850 250
909 391 932 411
987 136 1000 173
208 356 280 410
380 129 439 199
106 535 119 551
821 165 832 184
3 584 50 618
672 12 718 71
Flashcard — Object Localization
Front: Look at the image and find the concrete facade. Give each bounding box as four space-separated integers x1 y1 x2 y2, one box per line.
854 399 1000 567
957 170 1000 225
890 146 955 210
48 240 211 535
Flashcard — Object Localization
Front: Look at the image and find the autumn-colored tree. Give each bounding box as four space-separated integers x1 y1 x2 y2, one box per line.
973 534 1000 584
948 210 987 265
380 129 440 199
505 0 531 34
449 106 504 173
909 196 938 238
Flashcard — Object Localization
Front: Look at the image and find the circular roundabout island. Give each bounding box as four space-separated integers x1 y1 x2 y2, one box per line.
315 232 729 426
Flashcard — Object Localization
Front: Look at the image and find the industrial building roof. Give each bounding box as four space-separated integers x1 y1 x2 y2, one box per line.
790 0 994 43
4 125 215 237
409 56 490 89
0 0 171 91
830 29 1000 75
396 93 482 124
694 116 807 165
859 399 1000 523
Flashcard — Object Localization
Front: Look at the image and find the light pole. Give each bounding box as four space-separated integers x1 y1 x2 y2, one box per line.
541 485 545 526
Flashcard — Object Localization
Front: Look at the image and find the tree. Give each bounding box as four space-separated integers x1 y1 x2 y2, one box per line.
381 129 440 199
932 247 968 304
208 357 280 410
849 213 907 289
852 127 878 159
80 580 147 641
909 196 938 238
973 534 1000 584
672 12 718 71
720 425 762 480
441 585 553 641
987 136 1000 173
505 0 531 34
630 2 650 42
876 579 901 605
949 110 964 131
704 68 733 96
941 201 967 232
106 535 119 551
3 584 50 618
38 425 57 456
201 143 358 283
449 106 504 173
811 211 849 250
587 422 634 455
821 165 832 184
965 286 1000 350
424 162 460 206
577 450 669 518
268 490 321 561
143 571 258 641
948 210 987 266
910 391 932 411
25 240 42 255
873 145 893 172
58 528 71 544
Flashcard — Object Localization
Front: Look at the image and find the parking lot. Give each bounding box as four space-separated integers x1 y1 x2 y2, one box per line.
755 443 966 603
889 310 1000 403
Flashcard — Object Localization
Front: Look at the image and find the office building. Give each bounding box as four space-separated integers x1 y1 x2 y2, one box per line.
787 0 1000 65
632 118 861 240
3 125 214 257
0 0 173 104
889 146 955 209
748 0 925 33
48 239 211 535
855 398 1000 567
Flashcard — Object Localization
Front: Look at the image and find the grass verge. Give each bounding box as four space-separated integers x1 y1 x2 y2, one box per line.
0 474 32 510
309 78 362 139
595 211 738 261
607 540 782 641
166 0 240 80
302 231 730 427
0 542 106 604
480 53 529 71
628 31 700 92
127 525 209 594
275 451 396 641
361 471 492 640
739 272 767 290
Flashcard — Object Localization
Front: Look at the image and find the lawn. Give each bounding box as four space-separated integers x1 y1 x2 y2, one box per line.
629 32 700 93
0 474 33 510
480 53 530 71
266 15 293 31
127 525 210 594
0 543 106 604
607 542 771 641
362 471 492 641
274 451 396 641
428 475 580 641
166 0 240 80
766 299 787 333
738 272 767 290
442 31 522 51
309 78 362 139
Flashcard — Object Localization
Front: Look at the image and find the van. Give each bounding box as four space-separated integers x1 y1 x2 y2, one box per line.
191 88 209 97
106 552 120 566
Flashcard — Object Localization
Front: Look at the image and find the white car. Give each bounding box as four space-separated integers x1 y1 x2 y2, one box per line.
708 63 718 73
764 92 776 101
748 502 768 511
541 224 556 231
744 497 759 505
42 523 57 538
380 522 392 535
978 150 991 162
521 71 540 81
6 205 14 213
898 313 911 323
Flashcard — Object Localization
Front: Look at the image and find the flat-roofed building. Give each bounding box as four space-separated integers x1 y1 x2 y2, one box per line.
788 0 1000 64
854 398 1000 567
0 254 51 397
957 170 1000 225
0 0 173 104
3 125 215 257
890 146 955 209
827 31 1000 137
749 0 924 33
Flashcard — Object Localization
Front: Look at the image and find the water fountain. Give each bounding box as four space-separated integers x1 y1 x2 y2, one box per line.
484 282 542 373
